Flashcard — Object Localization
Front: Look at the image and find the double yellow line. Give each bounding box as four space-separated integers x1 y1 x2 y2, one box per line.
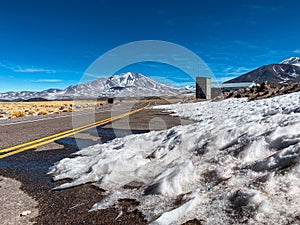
0 102 150 159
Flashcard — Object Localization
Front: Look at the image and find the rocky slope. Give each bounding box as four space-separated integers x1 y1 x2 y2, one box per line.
225 57 300 84
221 82 300 101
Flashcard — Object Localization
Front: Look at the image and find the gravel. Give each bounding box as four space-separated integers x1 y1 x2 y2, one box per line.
0 176 38 225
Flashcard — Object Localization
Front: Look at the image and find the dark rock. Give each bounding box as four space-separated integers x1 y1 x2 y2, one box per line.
221 83 300 101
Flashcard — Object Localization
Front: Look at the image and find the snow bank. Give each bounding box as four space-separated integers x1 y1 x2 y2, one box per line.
49 92 300 224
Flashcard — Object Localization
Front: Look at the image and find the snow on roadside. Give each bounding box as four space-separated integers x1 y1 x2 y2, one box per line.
49 92 300 225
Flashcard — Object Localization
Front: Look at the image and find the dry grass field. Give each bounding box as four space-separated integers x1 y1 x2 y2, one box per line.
0 100 107 119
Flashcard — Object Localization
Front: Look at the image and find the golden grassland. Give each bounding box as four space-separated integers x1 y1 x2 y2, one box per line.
0 100 107 119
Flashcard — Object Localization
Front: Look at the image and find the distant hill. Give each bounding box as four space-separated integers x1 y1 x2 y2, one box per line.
225 57 300 84
0 89 62 100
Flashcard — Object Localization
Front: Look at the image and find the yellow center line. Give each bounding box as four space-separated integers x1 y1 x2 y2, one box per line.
0 118 111 154
0 104 147 154
0 102 150 159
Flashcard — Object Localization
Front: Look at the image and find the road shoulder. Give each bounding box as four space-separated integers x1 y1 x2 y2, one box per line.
0 176 38 225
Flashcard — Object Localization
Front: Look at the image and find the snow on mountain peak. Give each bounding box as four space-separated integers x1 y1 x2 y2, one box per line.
107 72 140 88
99 72 183 97
280 57 300 67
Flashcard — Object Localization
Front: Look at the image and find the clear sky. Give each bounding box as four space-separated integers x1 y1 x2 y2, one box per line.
0 0 299 92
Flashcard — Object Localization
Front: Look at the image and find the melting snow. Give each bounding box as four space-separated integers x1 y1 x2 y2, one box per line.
49 92 300 224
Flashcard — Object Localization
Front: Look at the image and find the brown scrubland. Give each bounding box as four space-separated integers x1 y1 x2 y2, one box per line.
0 100 106 119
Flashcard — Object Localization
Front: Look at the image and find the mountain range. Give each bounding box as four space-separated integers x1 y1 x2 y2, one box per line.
0 72 185 100
225 57 300 83
1 57 300 100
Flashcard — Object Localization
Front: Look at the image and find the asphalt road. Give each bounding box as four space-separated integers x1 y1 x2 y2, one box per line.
0 102 144 150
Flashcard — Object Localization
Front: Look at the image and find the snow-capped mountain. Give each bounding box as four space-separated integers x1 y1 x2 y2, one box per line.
0 73 183 100
0 89 62 100
281 56 300 67
184 85 196 92
225 57 300 84
61 72 182 98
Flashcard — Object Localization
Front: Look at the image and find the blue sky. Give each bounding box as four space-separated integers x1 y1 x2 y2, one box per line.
0 0 299 92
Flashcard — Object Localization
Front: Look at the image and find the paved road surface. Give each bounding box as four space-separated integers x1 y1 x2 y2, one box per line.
0 102 145 149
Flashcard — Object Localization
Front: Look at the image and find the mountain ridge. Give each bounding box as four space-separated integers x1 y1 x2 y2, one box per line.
225 57 300 84
0 72 184 100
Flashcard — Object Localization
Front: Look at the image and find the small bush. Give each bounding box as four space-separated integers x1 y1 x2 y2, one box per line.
27 109 36 115
9 110 26 118
47 108 54 113
62 107 73 112
0 114 5 118
38 110 48 115
53 109 62 114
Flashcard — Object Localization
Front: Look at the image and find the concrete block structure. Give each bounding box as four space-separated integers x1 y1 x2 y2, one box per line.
211 87 222 98
196 77 211 99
